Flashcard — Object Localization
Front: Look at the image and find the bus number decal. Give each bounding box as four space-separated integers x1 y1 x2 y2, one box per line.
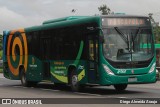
117 69 126 74
78 65 84 70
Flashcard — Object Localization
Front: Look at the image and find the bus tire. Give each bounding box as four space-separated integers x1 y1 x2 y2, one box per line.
54 83 66 88
69 70 80 92
114 84 127 91
29 82 38 87
20 69 37 87
20 69 29 87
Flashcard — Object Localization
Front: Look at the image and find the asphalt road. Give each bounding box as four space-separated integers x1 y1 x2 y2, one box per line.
0 73 160 106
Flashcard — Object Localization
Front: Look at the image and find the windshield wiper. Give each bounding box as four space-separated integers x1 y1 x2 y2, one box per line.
133 27 141 42
114 27 130 50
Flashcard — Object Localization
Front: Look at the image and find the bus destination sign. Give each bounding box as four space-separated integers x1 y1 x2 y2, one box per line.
102 18 150 26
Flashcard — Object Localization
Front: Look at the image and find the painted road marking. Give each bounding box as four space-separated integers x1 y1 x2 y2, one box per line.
117 97 128 98
74 92 102 97
40 88 60 92
13 86 22 88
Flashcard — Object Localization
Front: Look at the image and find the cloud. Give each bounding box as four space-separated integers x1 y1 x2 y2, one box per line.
0 6 48 34
0 0 106 34
0 7 28 33
0 0 160 34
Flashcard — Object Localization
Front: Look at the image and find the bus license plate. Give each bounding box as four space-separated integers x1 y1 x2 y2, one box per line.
128 77 137 82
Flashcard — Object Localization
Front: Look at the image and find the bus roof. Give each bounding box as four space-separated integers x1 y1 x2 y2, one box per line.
42 16 90 25
4 15 150 33
25 16 100 32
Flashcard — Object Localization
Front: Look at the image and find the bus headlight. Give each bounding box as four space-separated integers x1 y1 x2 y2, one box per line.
103 64 114 75
149 63 156 73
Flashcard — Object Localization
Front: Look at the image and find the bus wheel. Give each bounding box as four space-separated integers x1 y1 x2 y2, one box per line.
54 83 66 88
114 84 127 91
20 70 37 87
70 71 80 92
20 70 29 87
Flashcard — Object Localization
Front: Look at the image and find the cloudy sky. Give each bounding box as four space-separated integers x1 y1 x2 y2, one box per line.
0 0 160 34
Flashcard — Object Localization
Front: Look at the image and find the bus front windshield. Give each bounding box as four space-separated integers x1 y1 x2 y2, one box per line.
103 27 154 62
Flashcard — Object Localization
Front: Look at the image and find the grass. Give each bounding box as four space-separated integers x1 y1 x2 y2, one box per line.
0 50 2 59
0 68 2 73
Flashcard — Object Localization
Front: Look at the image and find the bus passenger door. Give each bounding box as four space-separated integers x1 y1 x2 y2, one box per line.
87 35 99 83
40 38 51 80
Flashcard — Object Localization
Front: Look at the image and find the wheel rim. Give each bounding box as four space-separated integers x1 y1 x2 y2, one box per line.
21 73 26 85
72 75 78 86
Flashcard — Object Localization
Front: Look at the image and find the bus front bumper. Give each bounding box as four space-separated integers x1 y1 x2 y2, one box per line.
102 72 156 85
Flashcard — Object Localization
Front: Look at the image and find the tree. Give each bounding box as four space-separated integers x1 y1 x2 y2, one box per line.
153 26 160 43
148 13 160 43
98 4 111 15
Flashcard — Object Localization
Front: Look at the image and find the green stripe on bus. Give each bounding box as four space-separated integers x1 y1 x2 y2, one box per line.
74 41 84 66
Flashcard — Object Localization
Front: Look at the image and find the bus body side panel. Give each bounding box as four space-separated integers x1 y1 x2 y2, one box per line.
50 60 88 84
3 29 44 82
26 55 43 82
3 29 28 80
3 31 10 79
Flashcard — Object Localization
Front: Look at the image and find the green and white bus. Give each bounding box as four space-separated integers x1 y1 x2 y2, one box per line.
3 15 156 91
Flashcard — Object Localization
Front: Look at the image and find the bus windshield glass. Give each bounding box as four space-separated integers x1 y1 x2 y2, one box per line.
102 17 154 62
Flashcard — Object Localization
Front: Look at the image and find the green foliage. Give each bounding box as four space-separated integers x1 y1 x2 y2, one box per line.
0 69 2 73
153 26 160 43
98 4 111 15
0 51 2 59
